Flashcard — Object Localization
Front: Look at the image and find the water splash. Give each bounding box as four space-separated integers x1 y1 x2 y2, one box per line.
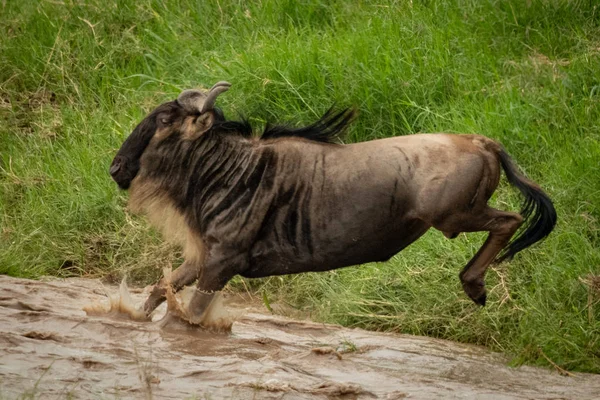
160 267 235 332
83 277 149 321
83 267 237 332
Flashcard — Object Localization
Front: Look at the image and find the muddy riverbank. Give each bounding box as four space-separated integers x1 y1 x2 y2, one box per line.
0 275 598 399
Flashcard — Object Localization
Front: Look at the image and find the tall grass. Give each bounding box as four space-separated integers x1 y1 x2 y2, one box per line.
1 0 599 373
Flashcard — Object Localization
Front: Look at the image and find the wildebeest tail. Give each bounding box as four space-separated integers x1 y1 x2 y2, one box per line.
495 148 557 263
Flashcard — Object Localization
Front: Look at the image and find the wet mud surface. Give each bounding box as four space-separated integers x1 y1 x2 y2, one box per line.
0 275 598 399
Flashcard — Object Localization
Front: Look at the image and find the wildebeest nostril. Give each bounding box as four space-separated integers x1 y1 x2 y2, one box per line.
110 162 121 176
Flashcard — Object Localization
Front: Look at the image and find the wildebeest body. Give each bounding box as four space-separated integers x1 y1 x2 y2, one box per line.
110 83 556 323
244 134 496 277
245 137 441 277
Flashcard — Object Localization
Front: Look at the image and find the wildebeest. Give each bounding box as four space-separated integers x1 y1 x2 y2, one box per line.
110 82 556 323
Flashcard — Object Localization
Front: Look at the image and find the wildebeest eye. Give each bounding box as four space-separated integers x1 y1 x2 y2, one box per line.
156 112 173 125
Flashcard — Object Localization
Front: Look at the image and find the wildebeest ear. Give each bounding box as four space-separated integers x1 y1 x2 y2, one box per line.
180 110 217 140
194 112 215 136
177 81 231 114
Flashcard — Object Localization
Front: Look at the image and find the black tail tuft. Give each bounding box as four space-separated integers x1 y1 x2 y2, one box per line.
496 148 557 263
261 107 357 143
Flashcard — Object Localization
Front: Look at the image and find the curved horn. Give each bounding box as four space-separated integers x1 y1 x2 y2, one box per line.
200 81 231 113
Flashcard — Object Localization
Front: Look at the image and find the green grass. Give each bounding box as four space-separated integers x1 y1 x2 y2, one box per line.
1 0 599 373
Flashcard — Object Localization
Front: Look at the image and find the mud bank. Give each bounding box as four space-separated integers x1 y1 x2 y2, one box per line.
0 275 598 399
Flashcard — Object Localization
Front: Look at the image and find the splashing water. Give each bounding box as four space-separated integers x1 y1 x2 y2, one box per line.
83 267 237 332
83 278 149 321
160 266 236 332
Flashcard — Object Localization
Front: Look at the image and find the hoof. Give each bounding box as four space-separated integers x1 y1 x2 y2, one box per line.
473 292 487 306
143 286 168 316
461 279 487 306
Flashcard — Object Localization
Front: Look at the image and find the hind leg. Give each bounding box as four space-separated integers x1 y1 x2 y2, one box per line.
432 207 523 305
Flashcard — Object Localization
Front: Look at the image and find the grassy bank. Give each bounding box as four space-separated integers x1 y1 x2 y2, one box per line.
1 0 599 373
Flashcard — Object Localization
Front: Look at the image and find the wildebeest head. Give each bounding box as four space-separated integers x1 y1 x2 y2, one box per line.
109 81 231 189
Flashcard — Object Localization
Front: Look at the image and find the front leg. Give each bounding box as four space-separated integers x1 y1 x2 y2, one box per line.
143 260 201 316
185 250 246 324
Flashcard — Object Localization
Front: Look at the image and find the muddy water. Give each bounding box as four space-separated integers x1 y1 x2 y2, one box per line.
0 275 598 399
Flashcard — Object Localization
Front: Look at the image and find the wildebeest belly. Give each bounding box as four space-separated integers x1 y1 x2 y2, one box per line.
242 218 430 278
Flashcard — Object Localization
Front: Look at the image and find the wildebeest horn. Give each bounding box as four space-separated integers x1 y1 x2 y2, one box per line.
201 81 231 113
176 81 231 114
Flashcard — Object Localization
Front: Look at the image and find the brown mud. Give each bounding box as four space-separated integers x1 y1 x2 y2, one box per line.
0 275 599 399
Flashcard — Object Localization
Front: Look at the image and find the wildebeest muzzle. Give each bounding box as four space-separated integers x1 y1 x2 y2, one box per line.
110 155 139 190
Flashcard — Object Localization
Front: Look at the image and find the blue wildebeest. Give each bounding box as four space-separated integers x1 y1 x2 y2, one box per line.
110 82 556 323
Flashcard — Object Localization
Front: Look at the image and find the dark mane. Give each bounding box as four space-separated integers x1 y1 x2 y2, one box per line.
261 108 356 143
210 120 254 138
206 107 253 138
208 107 356 144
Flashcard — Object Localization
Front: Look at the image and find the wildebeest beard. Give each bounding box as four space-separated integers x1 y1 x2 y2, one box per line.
111 83 556 325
